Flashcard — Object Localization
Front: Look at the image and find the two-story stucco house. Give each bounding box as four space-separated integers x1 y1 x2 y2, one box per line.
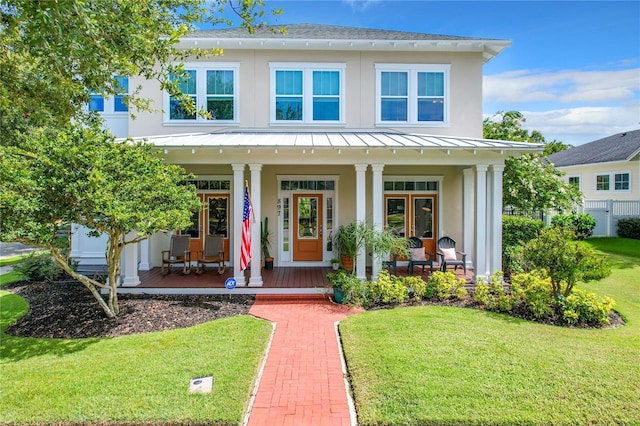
548 129 640 236
71 24 541 291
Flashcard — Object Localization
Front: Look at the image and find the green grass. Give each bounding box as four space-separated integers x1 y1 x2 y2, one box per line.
0 271 24 287
340 242 640 425
0 291 272 425
583 237 640 259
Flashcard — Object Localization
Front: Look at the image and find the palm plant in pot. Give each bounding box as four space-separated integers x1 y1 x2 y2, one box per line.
332 221 369 274
261 217 274 269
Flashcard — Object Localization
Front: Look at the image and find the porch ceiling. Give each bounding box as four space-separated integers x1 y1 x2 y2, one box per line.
132 130 543 154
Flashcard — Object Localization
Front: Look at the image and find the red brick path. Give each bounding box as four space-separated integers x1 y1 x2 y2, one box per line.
246 295 363 426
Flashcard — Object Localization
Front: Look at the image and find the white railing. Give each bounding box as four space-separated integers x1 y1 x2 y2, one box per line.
581 199 640 237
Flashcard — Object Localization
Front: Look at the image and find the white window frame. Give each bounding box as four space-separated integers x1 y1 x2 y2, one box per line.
269 62 346 125
163 62 239 125
567 174 581 190
375 63 450 126
595 171 632 192
88 76 128 116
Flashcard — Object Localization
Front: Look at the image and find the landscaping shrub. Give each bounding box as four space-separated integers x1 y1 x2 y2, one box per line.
502 215 544 278
551 213 596 239
473 272 513 312
366 270 408 305
558 288 616 326
617 218 640 239
472 278 491 306
521 227 611 298
403 275 428 301
510 271 555 319
14 253 64 282
427 271 467 301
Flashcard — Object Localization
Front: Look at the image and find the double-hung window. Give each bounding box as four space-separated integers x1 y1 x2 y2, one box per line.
596 172 631 192
89 76 128 113
376 64 449 125
165 62 239 124
270 63 345 124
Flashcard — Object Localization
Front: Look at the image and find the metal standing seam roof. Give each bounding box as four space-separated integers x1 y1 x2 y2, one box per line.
135 131 543 152
548 129 640 167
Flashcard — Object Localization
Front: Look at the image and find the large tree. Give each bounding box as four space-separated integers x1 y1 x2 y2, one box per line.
0 124 201 317
483 111 581 212
0 0 280 317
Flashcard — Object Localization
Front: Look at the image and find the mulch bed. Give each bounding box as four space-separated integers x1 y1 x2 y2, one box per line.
4 280 254 339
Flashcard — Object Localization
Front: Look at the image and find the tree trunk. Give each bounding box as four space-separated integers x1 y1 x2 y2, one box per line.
49 246 116 318
105 230 125 316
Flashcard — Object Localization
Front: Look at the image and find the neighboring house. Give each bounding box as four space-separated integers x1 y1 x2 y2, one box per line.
71 24 541 288
547 129 640 236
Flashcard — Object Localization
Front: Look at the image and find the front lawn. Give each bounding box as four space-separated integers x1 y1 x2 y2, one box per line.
340 240 640 425
0 290 272 425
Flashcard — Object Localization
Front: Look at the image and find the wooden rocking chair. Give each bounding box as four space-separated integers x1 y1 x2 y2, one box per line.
195 235 226 275
161 235 192 275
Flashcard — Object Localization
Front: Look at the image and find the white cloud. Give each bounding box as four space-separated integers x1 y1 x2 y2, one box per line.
484 68 639 104
520 102 640 145
483 68 640 144
341 0 381 12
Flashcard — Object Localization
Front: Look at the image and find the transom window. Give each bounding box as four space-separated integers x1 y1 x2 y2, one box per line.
376 64 449 125
165 62 239 124
270 63 345 124
89 76 128 113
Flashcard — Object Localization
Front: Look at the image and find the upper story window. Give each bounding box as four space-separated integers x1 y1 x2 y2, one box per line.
596 172 631 192
270 63 345 124
89 76 128 113
165 62 239 124
375 64 450 126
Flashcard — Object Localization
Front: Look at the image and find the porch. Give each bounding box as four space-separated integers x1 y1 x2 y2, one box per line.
118 265 474 295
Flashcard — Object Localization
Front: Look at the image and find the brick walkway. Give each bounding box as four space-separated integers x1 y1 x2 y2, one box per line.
246 295 363 426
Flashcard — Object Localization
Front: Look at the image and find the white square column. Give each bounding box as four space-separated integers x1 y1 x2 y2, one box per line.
249 163 263 287
355 164 368 280
489 165 504 275
120 231 140 287
462 168 475 272
232 163 247 286
371 164 384 280
474 165 488 281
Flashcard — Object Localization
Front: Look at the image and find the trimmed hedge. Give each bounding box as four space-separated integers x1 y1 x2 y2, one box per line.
551 213 596 239
617 218 640 239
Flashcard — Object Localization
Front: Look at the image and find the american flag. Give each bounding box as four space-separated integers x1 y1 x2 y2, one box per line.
240 185 252 271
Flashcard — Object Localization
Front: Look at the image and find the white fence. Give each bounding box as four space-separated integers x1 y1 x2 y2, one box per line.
579 200 640 237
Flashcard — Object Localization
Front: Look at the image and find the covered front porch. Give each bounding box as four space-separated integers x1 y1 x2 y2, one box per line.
117 265 474 295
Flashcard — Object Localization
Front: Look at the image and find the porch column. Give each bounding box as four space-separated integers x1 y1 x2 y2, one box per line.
489 165 504 276
120 231 140 287
371 164 384 280
249 163 263 287
139 238 151 270
232 163 247 286
462 168 474 272
355 164 368 280
474 165 488 281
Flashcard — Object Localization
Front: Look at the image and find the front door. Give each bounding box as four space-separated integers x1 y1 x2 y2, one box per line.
385 194 438 255
293 194 323 261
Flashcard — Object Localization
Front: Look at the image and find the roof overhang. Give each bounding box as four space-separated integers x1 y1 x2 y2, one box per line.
175 38 511 63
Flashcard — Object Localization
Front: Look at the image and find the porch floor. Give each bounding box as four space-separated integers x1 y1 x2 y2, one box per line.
129 264 473 293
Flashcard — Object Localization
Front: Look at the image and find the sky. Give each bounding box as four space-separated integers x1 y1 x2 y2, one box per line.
210 0 640 146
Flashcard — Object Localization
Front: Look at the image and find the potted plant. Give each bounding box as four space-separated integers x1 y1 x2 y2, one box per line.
261 217 274 270
327 269 363 304
330 258 340 270
368 227 408 266
332 221 369 274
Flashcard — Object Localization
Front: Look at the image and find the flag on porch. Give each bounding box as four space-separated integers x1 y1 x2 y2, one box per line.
240 185 252 271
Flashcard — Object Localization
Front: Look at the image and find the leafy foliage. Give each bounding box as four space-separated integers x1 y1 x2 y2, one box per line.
0 125 201 317
483 111 581 212
520 227 611 298
366 270 408 305
559 289 615 326
502 215 544 277
426 271 468 301
551 213 596 240
617 218 640 239
13 253 65 282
